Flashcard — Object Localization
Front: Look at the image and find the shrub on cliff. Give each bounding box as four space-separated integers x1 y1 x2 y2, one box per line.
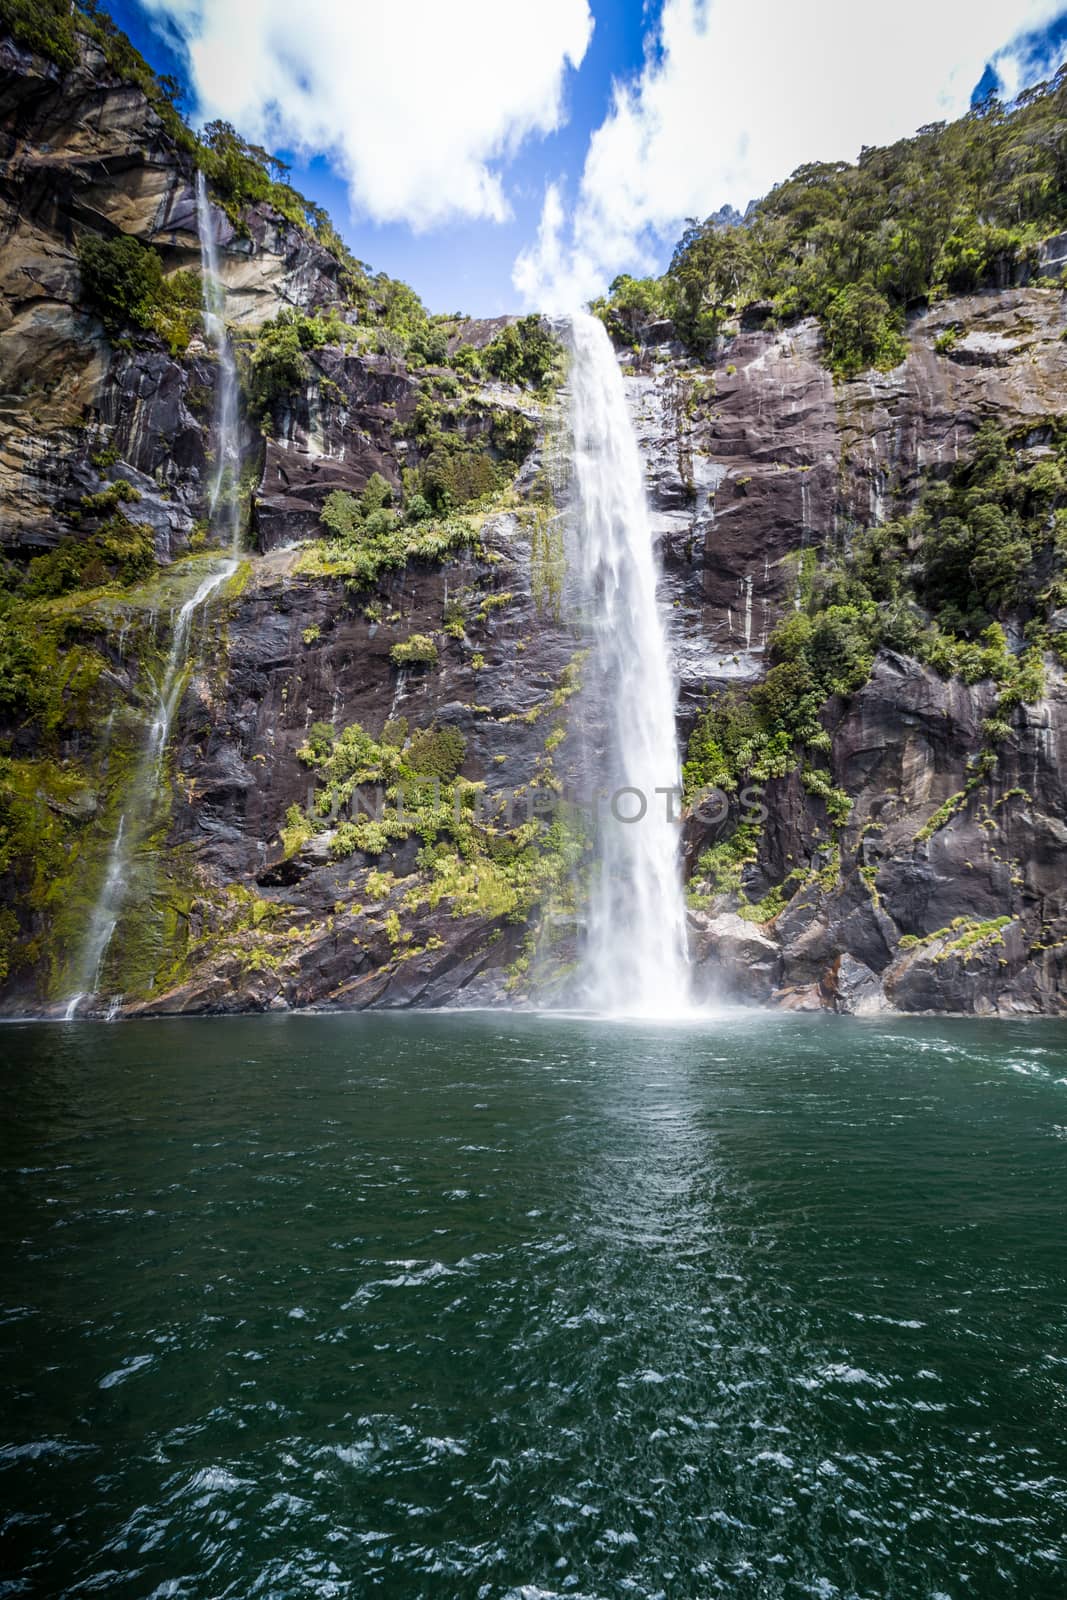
405 725 466 781
821 421 1067 639
78 235 160 332
403 389 530 511
483 317 561 390
77 234 200 353
0 0 79 67
238 309 351 418
297 714 576 923
20 516 156 599
390 635 439 669
360 473 392 512
821 285 906 379
420 447 498 511
590 274 671 341
307 487 483 590
771 604 878 698
197 121 283 218
0 616 40 716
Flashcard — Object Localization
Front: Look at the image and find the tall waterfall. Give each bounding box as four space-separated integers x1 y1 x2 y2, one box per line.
568 311 690 1016
196 171 241 556
62 180 240 1018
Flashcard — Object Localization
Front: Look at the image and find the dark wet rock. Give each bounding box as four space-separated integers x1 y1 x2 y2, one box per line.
255 353 422 549
685 644 1067 1016
688 912 781 1003
830 953 887 1016
654 290 1067 662
770 983 826 1012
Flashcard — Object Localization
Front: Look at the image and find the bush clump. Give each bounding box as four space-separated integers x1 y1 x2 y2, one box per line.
78 234 200 353
0 0 80 66
236 308 353 419
304 479 482 591
482 317 561 390
405 724 466 780
21 515 155 600
295 712 582 930
390 634 438 669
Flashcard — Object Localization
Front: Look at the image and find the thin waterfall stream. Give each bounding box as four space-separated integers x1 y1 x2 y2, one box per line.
566 311 690 1016
62 180 240 1018
197 171 242 554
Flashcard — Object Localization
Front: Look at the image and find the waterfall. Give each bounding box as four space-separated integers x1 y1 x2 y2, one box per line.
196 172 241 556
62 564 235 1018
62 179 241 1018
567 311 690 1017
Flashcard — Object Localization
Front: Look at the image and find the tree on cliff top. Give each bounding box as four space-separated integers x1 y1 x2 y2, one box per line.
595 65 1067 375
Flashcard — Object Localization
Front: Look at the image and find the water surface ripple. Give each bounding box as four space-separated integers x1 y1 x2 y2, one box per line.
2 1013 1066 1597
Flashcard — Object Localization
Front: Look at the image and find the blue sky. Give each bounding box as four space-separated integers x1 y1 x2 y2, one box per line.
106 0 1067 316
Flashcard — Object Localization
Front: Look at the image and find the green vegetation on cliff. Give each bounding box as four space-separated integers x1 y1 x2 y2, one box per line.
833 420 1067 642
685 422 1066 903
20 514 156 600
0 555 228 992
296 479 490 592
293 708 584 934
235 309 353 418
390 634 439 668
770 418 1067 700
595 67 1067 375
77 235 201 353
291 371 542 590
0 481 160 617
404 385 535 509
1 0 82 68
480 317 563 390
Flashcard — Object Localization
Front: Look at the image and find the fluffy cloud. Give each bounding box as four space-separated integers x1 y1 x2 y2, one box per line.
516 0 1067 309
144 0 593 228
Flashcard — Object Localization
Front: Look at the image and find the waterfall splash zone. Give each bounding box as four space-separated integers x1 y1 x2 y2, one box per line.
61 182 242 1019
566 313 689 1019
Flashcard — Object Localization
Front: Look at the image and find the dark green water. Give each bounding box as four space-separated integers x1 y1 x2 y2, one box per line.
2 1013 1066 1599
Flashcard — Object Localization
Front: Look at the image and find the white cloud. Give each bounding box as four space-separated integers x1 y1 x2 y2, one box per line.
516 0 1067 309
144 0 593 229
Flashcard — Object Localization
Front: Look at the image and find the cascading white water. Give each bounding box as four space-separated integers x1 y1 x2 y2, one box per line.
63 181 241 1019
196 171 241 556
567 311 690 1016
63 564 235 1018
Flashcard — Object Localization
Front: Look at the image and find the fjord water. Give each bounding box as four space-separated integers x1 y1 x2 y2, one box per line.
567 312 690 1015
3 1014 1066 1598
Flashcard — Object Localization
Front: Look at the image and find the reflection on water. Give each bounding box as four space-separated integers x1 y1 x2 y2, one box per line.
1 1011 1066 1598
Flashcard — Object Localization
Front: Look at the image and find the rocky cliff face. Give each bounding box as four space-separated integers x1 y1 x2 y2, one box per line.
631 290 1067 1015
0 30 342 553
0 27 582 1014
1 24 1066 1018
